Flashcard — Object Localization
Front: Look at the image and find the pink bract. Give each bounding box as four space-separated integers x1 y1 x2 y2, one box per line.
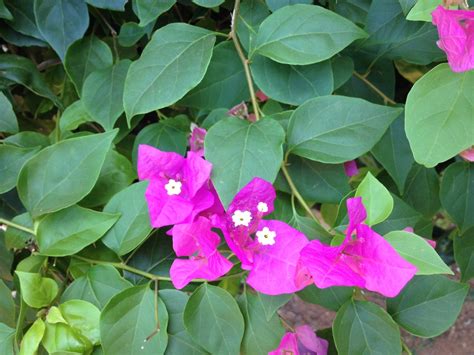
343 160 359 177
189 124 206 156
137 145 214 228
300 197 417 298
269 325 328 355
432 5 474 72
460 147 474 161
169 217 233 289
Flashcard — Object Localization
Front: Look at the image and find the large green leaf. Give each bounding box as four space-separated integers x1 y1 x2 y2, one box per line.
17 130 116 218
124 23 216 118
387 275 469 337
287 96 401 163
256 293 292 321
133 0 175 27
0 323 15 355
34 0 89 60
440 162 474 233
251 56 334 106
64 36 113 94
61 264 132 309
403 164 440 217
333 300 401 355
101 182 153 255
180 42 249 110
238 290 285 354
183 284 245 355
100 285 168 355
83 60 131 130
36 205 119 256
253 4 367 65
355 172 394 226
454 228 474 283
266 0 312 12
405 64 474 167
384 231 452 275
298 285 353 312
59 300 101 345
0 145 40 194
160 289 207 355
0 0 11 19
19 318 45 355
3 131 49 149
406 0 439 22
205 117 285 208
371 113 414 194
86 0 127 11
16 271 58 308
59 100 93 131
193 0 224 8
237 0 270 53
0 93 18 133
0 280 15 327
42 321 92 354
4 0 43 40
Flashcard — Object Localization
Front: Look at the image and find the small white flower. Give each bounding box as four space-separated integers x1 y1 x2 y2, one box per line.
232 210 252 227
257 202 268 213
256 227 276 246
164 179 182 196
0 224 7 232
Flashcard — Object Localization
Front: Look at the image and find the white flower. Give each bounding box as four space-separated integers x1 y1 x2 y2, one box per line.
232 210 252 227
257 202 268 213
164 179 182 196
256 227 276 246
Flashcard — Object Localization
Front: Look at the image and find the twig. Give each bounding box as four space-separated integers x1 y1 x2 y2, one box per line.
353 71 397 105
229 0 261 121
0 218 35 235
37 59 61 72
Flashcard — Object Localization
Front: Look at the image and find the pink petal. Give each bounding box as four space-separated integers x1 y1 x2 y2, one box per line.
247 220 309 295
460 147 474 161
295 325 329 355
403 226 414 233
189 125 206 156
343 160 359 177
269 333 299 355
346 197 367 240
137 144 184 181
432 6 474 72
171 217 220 257
183 151 213 198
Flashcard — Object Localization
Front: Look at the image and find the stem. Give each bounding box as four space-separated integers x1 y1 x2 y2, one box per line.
0 218 35 235
353 71 397 105
402 340 413 355
94 8 119 61
15 299 27 347
230 0 261 121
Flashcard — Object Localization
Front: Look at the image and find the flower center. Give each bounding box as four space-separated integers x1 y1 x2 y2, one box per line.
232 210 252 227
256 227 276 246
164 179 182 196
257 202 268 213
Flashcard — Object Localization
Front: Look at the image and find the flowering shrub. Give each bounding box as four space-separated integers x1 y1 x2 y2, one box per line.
0 1 472 354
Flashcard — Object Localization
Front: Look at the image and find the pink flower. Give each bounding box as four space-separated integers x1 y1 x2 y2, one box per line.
220 178 309 295
137 145 215 228
169 217 233 289
343 160 359 177
189 124 206 156
227 101 248 119
432 6 474 72
256 90 268 102
299 197 417 297
460 146 474 161
269 325 328 355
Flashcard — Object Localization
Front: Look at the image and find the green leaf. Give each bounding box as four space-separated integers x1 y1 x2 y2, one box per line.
3 131 49 148
0 234 13 281
36 205 119 256
16 271 58 308
193 0 224 7
238 290 285 354
59 300 101 345
333 300 401 355
184 284 244 355
266 0 312 12
0 145 40 194
133 0 175 27
371 113 414 194
287 96 402 163
0 323 14 355
298 285 353 312
355 172 394 225
454 228 474 282
331 56 354 90
387 275 469 337
0 55 59 107
384 231 452 275
205 117 285 208
0 280 15 327
42 322 92 354
406 64 474 167
372 194 421 235
124 23 215 118
0 0 12 20
118 22 148 47
101 285 168 355
62 264 132 309
4 0 43 40
0 93 18 133
19 318 45 355
18 130 117 218
64 36 113 94
256 292 292 321
403 164 440 217
253 4 367 65
5 212 34 249
101 182 153 255
59 100 93 132
180 42 249 110
399 0 417 15
406 0 438 22
440 162 474 233
237 0 270 53
34 0 89 60
160 289 207 355
0 25 47 47
251 56 334 106
83 60 131 130
86 0 127 11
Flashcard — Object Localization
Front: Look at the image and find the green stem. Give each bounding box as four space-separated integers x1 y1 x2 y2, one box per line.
0 218 35 235
230 0 261 121
402 340 413 355
15 299 27 347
